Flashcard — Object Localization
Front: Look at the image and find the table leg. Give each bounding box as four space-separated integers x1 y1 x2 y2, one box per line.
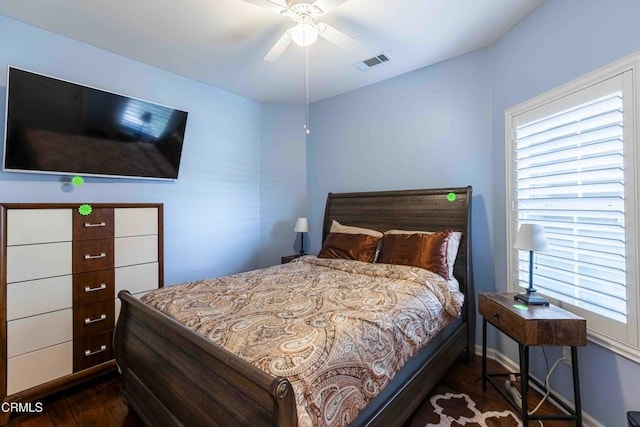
482 318 487 390
571 346 583 426
519 344 529 424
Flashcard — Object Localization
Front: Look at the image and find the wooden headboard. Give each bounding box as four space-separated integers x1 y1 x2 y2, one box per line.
322 186 474 342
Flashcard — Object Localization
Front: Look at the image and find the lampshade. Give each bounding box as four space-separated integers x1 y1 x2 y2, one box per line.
289 23 319 47
514 224 549 251
294 217 310 233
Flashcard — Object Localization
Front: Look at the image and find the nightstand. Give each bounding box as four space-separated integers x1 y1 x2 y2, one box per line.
281 254 303 264
479 292 586 426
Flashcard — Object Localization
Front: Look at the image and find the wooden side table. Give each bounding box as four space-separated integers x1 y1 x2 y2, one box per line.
281 254 303 264
479 292 586 426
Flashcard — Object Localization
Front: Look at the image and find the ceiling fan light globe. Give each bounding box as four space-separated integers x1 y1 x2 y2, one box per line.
290 23 318 47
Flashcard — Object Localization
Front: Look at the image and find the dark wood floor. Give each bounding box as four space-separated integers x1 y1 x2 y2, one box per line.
6 357 576 426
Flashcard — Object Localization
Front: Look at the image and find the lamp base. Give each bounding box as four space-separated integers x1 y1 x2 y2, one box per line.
514 292 549 306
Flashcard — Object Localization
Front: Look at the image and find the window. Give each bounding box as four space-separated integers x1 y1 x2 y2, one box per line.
506 53 640 362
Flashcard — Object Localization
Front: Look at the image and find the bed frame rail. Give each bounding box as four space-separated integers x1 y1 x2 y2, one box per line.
114 291 297 427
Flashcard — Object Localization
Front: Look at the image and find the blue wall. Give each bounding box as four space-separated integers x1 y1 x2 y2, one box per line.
307 1 640 424
0 16 263 284
489 1 640 425
258 103 307 267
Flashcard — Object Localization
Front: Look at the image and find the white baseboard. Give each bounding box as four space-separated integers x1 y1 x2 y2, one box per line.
475 345 605 427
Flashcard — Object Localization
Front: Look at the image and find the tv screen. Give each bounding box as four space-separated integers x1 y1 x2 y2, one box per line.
3 67 188 180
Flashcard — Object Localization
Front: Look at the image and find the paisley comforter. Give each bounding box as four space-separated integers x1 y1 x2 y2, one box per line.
141 256 464 426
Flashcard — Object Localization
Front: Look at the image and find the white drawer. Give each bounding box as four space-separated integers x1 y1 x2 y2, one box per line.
6 242 72 283
7 275 72 321
115 262 159 294
7 341 73 395
115 290 153 323
7 209 72 246
7 309 73 358
115 235 158 267
114 208 158 237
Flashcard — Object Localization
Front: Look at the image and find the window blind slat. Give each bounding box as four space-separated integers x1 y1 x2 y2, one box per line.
517 182 625 198
518 196 624 210
516 168 623 187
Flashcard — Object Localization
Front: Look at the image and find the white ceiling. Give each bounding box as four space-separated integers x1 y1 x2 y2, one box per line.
0 0 543 104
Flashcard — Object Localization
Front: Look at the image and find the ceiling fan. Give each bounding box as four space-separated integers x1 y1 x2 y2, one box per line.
242 0 360 61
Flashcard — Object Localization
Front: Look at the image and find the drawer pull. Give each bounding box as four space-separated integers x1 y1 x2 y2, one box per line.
84 345 107 357
84 314 107 324
84 222 107 228
84 252 106 260
84 283 107 293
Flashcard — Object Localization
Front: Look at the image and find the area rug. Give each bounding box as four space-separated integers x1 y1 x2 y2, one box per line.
421 388 522 427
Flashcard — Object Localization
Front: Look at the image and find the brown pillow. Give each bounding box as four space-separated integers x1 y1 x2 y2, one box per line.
317 232 380 262
378 231 451 279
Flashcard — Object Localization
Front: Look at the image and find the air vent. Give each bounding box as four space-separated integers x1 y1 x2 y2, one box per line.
354 53 391 72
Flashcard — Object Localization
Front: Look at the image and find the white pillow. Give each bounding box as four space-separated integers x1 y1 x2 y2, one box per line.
330 220 383 238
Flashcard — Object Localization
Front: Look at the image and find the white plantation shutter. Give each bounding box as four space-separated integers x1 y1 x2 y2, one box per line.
515 90 626 322
507 62 640 361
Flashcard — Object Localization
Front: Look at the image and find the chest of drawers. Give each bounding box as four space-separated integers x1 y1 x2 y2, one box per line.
0 203 163 419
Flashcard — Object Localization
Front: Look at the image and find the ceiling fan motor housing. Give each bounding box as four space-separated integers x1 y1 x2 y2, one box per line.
285 1 323 20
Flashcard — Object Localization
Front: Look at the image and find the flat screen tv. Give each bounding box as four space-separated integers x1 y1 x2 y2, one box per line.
3 67 188 180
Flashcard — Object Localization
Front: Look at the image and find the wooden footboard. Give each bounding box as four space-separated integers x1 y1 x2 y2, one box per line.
114 291 297 427
115 291 469 427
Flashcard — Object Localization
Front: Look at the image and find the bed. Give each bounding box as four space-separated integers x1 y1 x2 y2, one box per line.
114 186 475 426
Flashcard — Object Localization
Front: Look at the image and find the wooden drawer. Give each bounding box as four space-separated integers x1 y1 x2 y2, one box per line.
72 239 114 274
115 262 159 294
115 207 158 237
73 300 115 338
7 341 73 395
115 235 158 267
478 294 526 343
73 269 115 306
73 208 114 241
7 275 72 321
7 309 73 358
6 242 72 283
73 330 114 372
7 209 72 246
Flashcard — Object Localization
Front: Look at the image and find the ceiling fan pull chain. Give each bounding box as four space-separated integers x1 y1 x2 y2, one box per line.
304 46 310 135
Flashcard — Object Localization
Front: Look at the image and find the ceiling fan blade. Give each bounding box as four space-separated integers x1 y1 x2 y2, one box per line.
242 0 288 14
318 23 360 52
313 0 349 14
264 31 293 61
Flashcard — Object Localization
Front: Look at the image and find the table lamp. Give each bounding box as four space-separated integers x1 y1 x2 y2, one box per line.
514 223 550 305
294 217 309 255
